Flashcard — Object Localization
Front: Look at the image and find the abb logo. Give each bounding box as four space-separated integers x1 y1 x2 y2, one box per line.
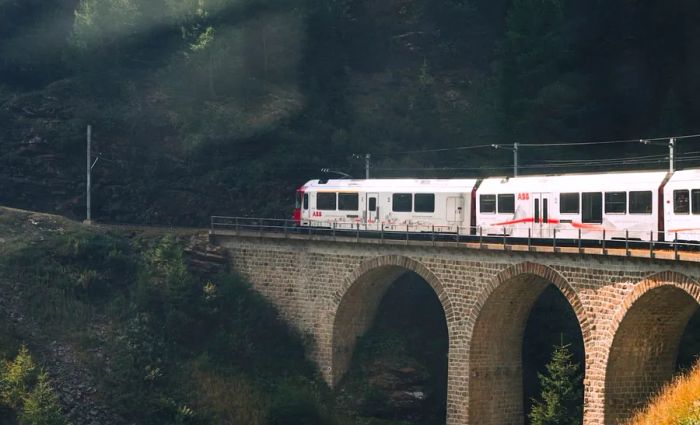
312 211 322 217
517 193 530 200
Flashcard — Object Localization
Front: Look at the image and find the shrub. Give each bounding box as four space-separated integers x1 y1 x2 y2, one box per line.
0 346 37 411
267 382 328 425
20 372 68 425
0 347 68 425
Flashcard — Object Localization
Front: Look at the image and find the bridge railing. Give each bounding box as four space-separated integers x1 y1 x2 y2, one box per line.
210 216 700 258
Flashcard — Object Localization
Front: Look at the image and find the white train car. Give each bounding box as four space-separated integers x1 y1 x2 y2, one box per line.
664 169 700 241
476 171 669 241
297 179 478 232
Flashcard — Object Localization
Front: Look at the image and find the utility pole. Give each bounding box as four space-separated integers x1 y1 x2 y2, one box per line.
669 137 675 173
85 125 100 224
492 144 519 177
86 125 92 224
365 153 371 179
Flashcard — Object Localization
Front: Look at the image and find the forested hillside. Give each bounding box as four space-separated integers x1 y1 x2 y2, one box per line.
1 0 700 224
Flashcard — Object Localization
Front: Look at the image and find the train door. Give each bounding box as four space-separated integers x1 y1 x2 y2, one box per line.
367 193 379 228
447 197 463 224
532 193 555 237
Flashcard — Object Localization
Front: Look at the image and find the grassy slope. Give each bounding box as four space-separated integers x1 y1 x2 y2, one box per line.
0 207 323 424
0 206 415 425
625 360 700 425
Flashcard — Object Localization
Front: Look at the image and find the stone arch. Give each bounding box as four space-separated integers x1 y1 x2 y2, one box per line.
467 262 588 425
604 271 700 425
329 255 452 387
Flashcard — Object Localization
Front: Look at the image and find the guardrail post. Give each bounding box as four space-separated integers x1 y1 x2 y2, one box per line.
456 226 460 243
552 228 557 251
406 224 409 245
578 229 582 254
675 232 679 260
380 224 384 243
528 228 531 251
210 216 214 234
650 231 654 258
332 222 336 240
479 227 483 249
235 217 239 234
602 230 606 255
503 227 507 250
432 225 435 246
625 230 630 256
356 223 360 242
284 219 288 238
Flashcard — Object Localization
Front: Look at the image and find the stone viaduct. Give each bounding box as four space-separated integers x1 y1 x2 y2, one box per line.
211 230 700 425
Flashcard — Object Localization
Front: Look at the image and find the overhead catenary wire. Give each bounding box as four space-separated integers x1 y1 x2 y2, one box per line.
366 133 700 157
370 153 700 173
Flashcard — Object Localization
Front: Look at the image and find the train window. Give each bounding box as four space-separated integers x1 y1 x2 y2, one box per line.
415 194 435 213
480 194 496 213
693 190 700 215
338 193 359 211
560 193 579 214
369 198 376 212
392 193 412 212
605 191 626 214
674 190 690 214
498 194 515 214
317 192 336 210
582 192 603 223
629 191 652 214
303 194 309 210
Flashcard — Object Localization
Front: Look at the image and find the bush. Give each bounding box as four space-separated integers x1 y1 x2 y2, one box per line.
0 347 68 425
20 372 68 425
0 346 37 411
266 383 328 425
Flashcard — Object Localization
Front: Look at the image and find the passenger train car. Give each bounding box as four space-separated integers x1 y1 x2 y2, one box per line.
293 169 700 242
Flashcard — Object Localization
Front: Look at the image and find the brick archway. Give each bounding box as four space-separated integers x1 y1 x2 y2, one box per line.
604 271 700 425
328 255 454 413
467 262 588 425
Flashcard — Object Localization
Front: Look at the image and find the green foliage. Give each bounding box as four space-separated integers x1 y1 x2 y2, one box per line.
102 235 315 424
266 381 329 425
529 343 583 425
20 372 68 425
499 0 587 142
0 347 68 425
0 347 37 412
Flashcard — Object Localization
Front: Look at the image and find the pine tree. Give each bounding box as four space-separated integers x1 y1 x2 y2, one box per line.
529 342 583 425
20 372 68 425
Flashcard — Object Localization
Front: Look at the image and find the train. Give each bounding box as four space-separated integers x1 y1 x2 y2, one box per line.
292 169 700 242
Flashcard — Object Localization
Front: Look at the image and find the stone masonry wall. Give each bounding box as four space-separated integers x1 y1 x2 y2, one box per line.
214 234 700 425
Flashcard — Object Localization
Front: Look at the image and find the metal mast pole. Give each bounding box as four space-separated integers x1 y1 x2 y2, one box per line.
513 142 519 177
86 125 92 224
365 153 371 179
669 137 675 173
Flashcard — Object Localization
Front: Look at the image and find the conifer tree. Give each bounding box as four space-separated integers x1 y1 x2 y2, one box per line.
529 342 583 425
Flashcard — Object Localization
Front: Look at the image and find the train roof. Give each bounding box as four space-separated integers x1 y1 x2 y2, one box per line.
478 170 670 193
667 169 700 186
301 178 478 193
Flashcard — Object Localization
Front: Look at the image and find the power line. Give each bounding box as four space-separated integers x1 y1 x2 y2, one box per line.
370 143 494 157
366 133 700 157
371 152 700 173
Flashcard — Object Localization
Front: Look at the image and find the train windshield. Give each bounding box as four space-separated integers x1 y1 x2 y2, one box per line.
295 191 302 208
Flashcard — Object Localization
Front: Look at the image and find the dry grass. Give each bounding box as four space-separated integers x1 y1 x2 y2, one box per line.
625 360 700 425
